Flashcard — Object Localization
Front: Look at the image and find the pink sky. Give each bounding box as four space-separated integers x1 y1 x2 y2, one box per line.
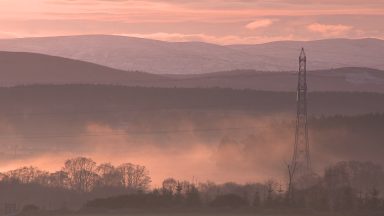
0 0 383 44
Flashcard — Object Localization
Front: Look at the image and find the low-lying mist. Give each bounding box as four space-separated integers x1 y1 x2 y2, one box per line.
0 110 383 186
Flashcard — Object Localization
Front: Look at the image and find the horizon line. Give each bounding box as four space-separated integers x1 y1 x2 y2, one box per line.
0 34 382 46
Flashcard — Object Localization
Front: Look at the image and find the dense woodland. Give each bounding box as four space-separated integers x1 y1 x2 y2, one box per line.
0 85 384 116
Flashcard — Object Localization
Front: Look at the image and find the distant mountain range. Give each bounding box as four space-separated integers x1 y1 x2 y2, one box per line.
0 35 383 74
0 51 384 93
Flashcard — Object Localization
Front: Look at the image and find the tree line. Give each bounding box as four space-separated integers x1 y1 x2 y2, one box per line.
1 157 384 214
1 157 151 193
85 161 384 214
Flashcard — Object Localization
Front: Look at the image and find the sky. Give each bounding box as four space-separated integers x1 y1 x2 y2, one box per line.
0 0 383 44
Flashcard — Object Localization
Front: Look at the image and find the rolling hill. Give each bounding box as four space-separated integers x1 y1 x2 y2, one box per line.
0 35 383 74
0 51 384 93
0 51 163 86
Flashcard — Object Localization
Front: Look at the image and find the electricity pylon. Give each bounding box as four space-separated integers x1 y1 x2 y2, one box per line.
290 48 311 184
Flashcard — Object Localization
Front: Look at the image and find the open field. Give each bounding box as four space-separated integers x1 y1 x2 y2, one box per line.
52 213 376 216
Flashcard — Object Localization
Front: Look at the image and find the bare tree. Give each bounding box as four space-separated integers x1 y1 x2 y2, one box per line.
264 179 278 205
49 171 69 188
162 178 177 195
6 166 49 184
96 163 121 187
117 163 151 191
62 157 98 192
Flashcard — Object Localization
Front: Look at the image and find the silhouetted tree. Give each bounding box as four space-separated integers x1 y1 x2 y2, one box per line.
96 163 121 188
162 178 177 195
198 181 219 203
48 171 69 188
5 166 49 184
264 179 278 206
117 163 151 191
323 161 384 211
62 157 97 192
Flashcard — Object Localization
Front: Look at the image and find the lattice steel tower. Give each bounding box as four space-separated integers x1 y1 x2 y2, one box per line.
291 48 311 179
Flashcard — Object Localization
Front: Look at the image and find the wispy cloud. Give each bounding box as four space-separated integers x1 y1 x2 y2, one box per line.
0 0 382 43
245 19 276 30
119 32 298 45
307 23 353 37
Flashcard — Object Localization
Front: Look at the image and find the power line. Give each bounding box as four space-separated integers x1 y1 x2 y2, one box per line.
0 108 265 117
0 125 273 140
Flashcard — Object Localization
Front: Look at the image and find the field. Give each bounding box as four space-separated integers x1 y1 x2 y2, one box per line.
53 213 354 216
51 210 361 216
55 213 384 216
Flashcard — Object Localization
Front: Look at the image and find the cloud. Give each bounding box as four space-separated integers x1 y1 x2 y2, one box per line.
245 19 276 30
119 32 298 45
307 23 353 36
0 1 382 43
0 31 20 39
